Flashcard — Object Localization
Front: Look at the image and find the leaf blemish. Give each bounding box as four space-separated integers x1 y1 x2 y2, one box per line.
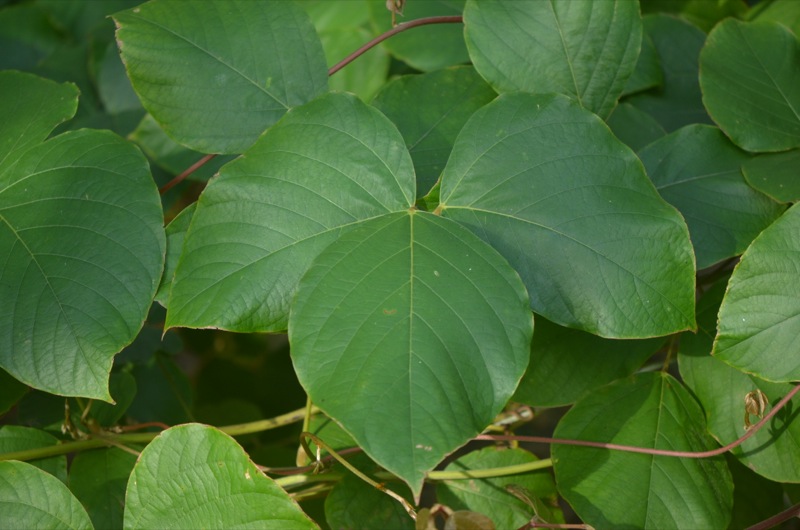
383 308 397 315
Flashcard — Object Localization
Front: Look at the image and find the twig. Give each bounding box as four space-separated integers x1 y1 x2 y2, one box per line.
159 153 216 194
746 501 800 530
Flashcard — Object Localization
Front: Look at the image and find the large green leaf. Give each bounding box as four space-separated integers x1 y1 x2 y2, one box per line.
289 211 533 498
439 92 696 338
0 129 165 399
124 424 316 529
641 0 747 33
553 372 733 529
639 125 784 269
155 203 195 306
626 14 711 132
114 0 329 154
368 0 468 72
622 32 662 97
700 19 800 152
0 426 66 483
679 280 800 483
606 102 666 152
0 71 78 176
436 447 562 528
0 460 93 530
713 203 800 382
751 0 800 35
514 318 663 407
69 448 138 530
166 93 414 332
742 149 800 204
371 66 496 197
464 0 641 119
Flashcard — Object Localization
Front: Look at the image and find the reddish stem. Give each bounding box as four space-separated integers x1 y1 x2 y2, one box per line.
477 384 800 459
746 501 800 530
117 421 170 433
159 154 216 194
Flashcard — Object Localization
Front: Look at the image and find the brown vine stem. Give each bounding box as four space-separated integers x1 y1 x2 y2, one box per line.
477 384 800 459
746 501 800 530
158 15 464 195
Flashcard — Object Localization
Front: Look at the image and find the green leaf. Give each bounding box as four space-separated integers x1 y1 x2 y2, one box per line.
88 371 137 426
124 424 317 529
626 14 711 132
440 92 696 338
0 368 27 416
0 129 165 400
751 0 800 36
0 71 78 176
639 125 785 269
371 66 496 197
0 460 93 530
324 455 414 530
0 426 66 483
622 31 663 97
726 456 785 530
713 204 800 382
553 372 733 529
289 211 533 498
155 203 195 306
700 19 800 152
679 280 800 483
127 352 193 425
369 0 468 72
436 447 562 529
464 0 642 119
606 102 666 152
69 448 137 530
514 317 663 407
167 92 414 332
742 149 800 204
114 0 329 154
96 41 141 115
641 0 747 33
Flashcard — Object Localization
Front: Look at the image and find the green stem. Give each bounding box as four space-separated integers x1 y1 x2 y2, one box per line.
426 458 553 481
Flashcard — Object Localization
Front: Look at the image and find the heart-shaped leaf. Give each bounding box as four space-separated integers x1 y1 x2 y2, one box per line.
0 71 78 176
0 460 93 530
713 203 800 382
124 424 316 529
639 125 785 269
289 211 533 498
700 19 800 152
0 129 165 399
114 0 329 154
439 92 695 338
166 92 414 332
553 372 733 529
464 0 641 118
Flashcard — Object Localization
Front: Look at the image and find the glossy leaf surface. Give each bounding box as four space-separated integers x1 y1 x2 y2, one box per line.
742 149 800 204
114 0 328 154
440 92 696 338
372 66 496 196
679 280 800 483
0 129 165 399
464 0 641 118
713 203 800 382
626 14 710 132
124 424 316 529
639 125 784 269
553 372 733 529
0 71 77 176
167 93 414 332
290 211 533 498
700 19 800 152
0 460 93 530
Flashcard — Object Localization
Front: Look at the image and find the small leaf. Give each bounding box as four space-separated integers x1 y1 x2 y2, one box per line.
639 124 785 269
553 372 733 529
514 317 663 407
713 203 800 382
114 0 329 154
626 14 711 132
743 149 800 204
440 92 696 338
69 448 138 530
290 211 533 498
464 0 642 118
167 92 414 332
700 19 800 152
0 460 93 530
0 129 165 399
0 425 66 483
679 280 800 483
372 66 496 197
622 31 663 97
124 424 317 529
606 102 666 152
155 203 195 306
0 71 78 175
436 447 562 529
